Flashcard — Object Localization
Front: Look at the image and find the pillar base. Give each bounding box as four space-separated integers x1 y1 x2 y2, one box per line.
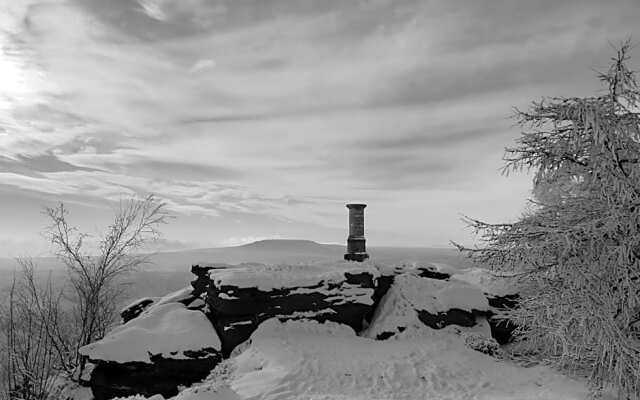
344 253 369 262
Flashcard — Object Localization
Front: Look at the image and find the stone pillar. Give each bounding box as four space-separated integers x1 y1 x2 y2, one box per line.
344 203 369 262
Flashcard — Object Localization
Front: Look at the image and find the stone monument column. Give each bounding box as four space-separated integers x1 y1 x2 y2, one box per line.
344 203 369 262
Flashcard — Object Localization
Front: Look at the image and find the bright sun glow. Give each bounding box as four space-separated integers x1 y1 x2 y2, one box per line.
0 34 38 111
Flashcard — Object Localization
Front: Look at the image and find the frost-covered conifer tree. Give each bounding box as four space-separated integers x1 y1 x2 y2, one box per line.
458 41 640 399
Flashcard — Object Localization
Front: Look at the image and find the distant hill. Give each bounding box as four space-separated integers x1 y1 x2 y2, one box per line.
143 239 472 270
238 239 342 252
144 239 346 270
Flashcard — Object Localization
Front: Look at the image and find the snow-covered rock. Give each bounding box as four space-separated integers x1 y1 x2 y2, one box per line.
375 261 452 281
149 287 197 309
196 261 379 356
364 273 491 341
81 303 220 364
451 267 521 344
369 262 452 321
120 285 207 325
78 259 610 400
451 266 517 297
80 297 222 400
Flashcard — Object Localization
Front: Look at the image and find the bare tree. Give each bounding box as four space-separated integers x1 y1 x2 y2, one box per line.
45 195 169 369
1 195 171 398
44 194 171 372
1 269 58 400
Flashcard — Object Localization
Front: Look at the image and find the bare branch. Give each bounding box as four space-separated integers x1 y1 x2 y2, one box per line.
46 195 170 374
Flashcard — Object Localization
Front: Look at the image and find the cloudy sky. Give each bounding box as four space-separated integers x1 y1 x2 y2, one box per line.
0 0 639 257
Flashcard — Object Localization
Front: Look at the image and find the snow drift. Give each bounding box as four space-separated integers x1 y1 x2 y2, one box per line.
139 318 601 400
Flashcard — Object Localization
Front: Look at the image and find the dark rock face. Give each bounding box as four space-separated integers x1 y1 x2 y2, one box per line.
488 318 518 345
416 266 450 280
417 309 480 329
191 264 224 297
120 298 155 323
375 331 396 340
210 286 374 357
197 263 378 357
487 293 519 310
90 351 221 400
486 294 520 344
370 274 394 321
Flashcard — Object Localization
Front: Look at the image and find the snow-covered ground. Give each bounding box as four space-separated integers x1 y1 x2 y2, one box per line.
109 317 606 400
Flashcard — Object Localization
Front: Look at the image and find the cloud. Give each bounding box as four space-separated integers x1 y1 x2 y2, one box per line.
189 58 215 73
0 0 638 256
0 153 96 178
139 237 203 252
219 235 285 248
137 0 168 21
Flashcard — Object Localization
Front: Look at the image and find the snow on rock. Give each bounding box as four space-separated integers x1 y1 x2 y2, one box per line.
364 273 491 341
209 260 379 291
450 267 522 344
82 301 222 400
199 261 379 356
417 277 489 313
377 262 453 281
148 287 197 310
385 272 489 315
120 286 204 325
368 262 453 317
80 302 220 364
187 298 206 309
168 318 604 400
451 266 518 297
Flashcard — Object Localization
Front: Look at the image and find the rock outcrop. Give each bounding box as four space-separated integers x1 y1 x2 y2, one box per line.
195 261 379 356
364 272 492 341
80 289 221 400
446 266 521 345
80 260 523 399
370 263 451 319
